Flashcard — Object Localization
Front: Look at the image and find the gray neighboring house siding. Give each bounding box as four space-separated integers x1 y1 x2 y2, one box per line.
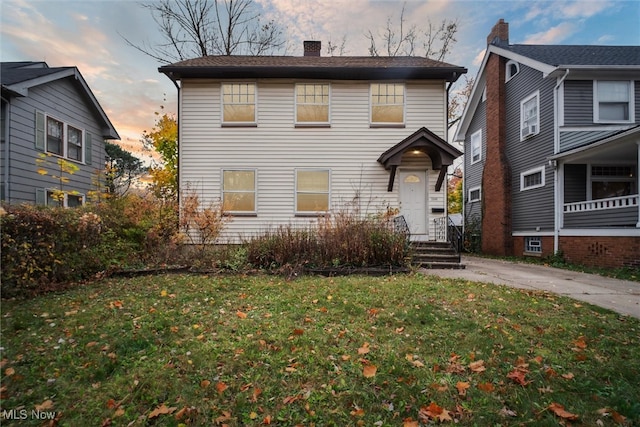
1 62 119 205
464 96 485 222
564 80 640 128
504 64 555 232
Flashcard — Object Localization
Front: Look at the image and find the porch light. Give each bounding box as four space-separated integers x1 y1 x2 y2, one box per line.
412 150 421 155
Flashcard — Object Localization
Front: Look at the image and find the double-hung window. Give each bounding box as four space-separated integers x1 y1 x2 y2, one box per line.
520 91 539 140
296 169 330 214
222 170 257 214
222 83 256 125
43 115 84 162
370 83 404 125
594 80 633 123
470 129 482 164
520 166 545 191
296 83 329 125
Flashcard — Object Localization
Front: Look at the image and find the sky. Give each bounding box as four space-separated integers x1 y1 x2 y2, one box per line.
1 0 639 159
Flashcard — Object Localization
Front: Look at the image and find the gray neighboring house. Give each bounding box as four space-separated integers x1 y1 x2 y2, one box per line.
454 20 640 268
1 61 119 206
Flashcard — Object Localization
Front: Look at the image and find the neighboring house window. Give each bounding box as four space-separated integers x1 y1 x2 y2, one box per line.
41 114 85 163
44 189 84 207
470 129 482 164
47 117 64 156
468 186 481 202
524 236 542 254
67 125 83 161
594 80 634 123
370 83 404 125
222 83 256 124
506 60 520 82
521 166 545 191
591 165 637 199
296 83 329 124
520 91 539 140
222 169 256 213
296 169 330 213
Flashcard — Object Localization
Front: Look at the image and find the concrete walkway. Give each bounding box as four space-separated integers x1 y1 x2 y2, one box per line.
422 256 640 319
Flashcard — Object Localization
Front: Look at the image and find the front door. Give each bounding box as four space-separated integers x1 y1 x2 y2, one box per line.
399 170 427 237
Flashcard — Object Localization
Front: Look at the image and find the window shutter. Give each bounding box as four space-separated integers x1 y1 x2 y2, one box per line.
85 133 92 165
35 111 45 151
36 188 46 205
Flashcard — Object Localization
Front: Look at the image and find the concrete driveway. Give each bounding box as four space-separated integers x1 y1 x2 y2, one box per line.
422 256 640 319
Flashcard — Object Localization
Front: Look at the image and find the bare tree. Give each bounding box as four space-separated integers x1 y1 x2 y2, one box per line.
448 76 474 129
122 0 286 63
365 3 457 60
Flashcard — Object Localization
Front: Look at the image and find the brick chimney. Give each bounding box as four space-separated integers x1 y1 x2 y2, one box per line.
481 19 513 256
303 40 321 57
486 18 509 46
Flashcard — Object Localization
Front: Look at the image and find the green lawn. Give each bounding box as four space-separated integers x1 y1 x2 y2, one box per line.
1 274 638 426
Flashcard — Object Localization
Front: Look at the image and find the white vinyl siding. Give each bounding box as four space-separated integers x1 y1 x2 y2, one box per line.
179 80 448 241
520 91 539 140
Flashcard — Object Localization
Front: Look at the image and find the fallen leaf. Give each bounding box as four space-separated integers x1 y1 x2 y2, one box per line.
402 418 419 427
216 382 228 394
292 328 304 336
548 402 579 420
5 367 15 376
363 365 377 378
498 406 517 417
456 381 471 396
469 360 486 372
114 407 125 417
507 369 531 386
562 372 575 380
200 380 211 388
358 343 370 355
236 311 248 319
573 336 587 350
477 382 495 392
262 414 272 424
215 410 232 423
148 403 177 419
35 399 53 411
612 411 627 425
251 387 262 402
106 398 116 409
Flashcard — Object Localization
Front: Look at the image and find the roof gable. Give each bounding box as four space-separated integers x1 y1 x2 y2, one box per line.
1 61 119 140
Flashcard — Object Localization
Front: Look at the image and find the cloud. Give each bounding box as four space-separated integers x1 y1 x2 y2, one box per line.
473 48 486 67
523 22 576 44
560 0 612 18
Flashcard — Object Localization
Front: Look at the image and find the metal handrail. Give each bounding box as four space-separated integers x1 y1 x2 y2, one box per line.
393 215 411 240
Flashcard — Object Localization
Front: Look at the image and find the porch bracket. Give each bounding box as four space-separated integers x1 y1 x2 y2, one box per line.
387 165 398 192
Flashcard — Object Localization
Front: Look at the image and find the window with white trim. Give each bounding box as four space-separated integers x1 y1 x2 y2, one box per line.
370 83 404 125
470 129 482 164
222 169 257 213
591 165 637 200
524 236 542 254
296 169 330 213
520 91 540 140
468 186 481 202
44 116 84 162
222 83 256 124
506 60 520 82
594 80 633 123
45 189 85 207
521 166 545 191
296 83 329 124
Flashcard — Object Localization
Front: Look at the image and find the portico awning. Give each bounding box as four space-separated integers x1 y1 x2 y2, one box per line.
377 127 463 192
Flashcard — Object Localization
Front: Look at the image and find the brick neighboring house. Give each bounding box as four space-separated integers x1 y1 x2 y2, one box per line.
159 42 466 244
454 20 640 268
1 61 119 206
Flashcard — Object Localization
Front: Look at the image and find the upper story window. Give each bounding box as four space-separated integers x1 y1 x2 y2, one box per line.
470 129 482 164
296 83 330 125
594 80 634 123
222 169 257 213
222 83 256 125
370 83 404 126
506 60 520 82
42 115 84 162
520 91 540 140
296 169 330 214
520 166 545 191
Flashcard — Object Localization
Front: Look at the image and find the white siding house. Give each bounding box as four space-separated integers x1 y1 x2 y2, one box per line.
160 42 466 243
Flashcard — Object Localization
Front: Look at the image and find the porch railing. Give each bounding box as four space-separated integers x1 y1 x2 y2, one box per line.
564 194 639 213
393 215 411 240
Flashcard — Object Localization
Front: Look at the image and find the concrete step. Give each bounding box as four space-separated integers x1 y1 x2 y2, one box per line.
409 241 464 269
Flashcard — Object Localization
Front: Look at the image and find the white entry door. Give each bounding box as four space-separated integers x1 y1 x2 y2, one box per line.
399 170 427 237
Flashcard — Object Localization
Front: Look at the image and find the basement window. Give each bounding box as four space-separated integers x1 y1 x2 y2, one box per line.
524 236 542 255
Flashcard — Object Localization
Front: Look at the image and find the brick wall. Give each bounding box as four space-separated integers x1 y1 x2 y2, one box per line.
481 48 513 256
559 236 640 268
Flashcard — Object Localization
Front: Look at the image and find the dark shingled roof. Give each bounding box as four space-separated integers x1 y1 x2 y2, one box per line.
1 62 74 86
505 44 640 66
159 55 467 82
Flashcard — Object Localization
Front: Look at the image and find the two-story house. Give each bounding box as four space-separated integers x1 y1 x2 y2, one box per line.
1 61 119 206
454 20 640 268
159 41 466 243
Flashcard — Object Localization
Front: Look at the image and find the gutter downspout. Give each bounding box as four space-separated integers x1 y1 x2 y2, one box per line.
167 74 181 200
2 95 10 202
553 69 570 255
